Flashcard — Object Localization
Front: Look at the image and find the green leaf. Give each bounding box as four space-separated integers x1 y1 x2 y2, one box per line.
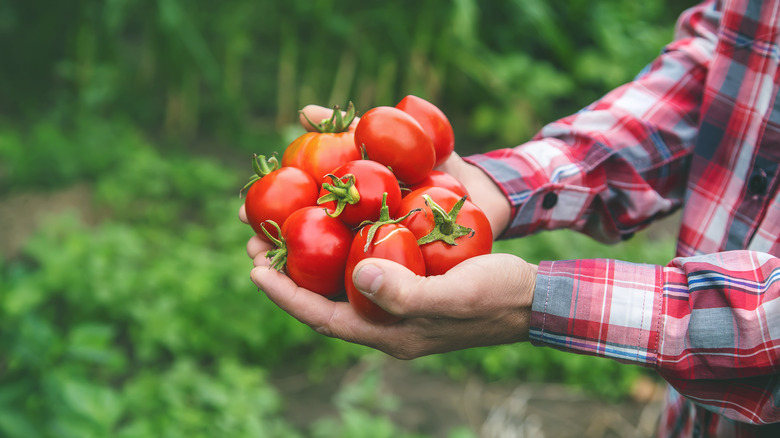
0 411 39 438
67 323 125 368
59 380 123 431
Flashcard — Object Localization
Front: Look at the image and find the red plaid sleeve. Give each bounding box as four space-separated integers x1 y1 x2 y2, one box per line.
530 251 780 425
464 0 718 242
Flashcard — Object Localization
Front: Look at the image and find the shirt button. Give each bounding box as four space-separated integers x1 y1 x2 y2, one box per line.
692 422 701 438
748 171 768 195
541 192 558 209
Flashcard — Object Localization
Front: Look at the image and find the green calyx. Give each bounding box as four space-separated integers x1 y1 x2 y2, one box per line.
358 143 370 160
300 101 356 133
317 173 361 218
417 194 474 246
358 193 420 253
239 154 280 198
260 220 287 271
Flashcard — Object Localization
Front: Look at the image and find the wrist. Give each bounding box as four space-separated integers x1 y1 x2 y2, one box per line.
456 160 512 237
517 261 538 342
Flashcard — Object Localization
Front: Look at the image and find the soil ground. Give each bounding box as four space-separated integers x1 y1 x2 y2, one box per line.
273 356 668 438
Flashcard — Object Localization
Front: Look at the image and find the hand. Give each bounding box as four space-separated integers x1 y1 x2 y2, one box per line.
249 245 537 359
237 104 527 359
299 105 512 236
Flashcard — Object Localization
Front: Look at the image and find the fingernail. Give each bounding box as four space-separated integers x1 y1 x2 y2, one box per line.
354 263 383 295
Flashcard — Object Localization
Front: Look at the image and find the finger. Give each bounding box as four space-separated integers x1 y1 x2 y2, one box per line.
251 266 402 345
350 258 445 319
352 254 534 319
247 235 271 259
251 266 341 334
239 204 248 224
299 105 333 131
299 104 359 131
254 253 270 267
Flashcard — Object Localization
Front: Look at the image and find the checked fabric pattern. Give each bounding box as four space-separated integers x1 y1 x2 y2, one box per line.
466 0 780 436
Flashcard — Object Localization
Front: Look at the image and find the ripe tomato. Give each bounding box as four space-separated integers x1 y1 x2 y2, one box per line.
396 95 455 167
282 103 361 185
405 170 469 199
354 106 435 185
263 206 354 297
242 154 319 243
400 187 493 276
318 160 402 228
345 198 426 324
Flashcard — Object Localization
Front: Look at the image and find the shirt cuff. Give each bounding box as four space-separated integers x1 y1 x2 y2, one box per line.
464 147 598 240
529 259 663 368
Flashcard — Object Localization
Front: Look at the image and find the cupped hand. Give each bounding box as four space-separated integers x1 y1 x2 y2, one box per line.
240 204 276 267
249 250 537 360
238 104 524 358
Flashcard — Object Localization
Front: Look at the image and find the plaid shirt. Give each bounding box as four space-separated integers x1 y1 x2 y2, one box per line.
465 0 780 436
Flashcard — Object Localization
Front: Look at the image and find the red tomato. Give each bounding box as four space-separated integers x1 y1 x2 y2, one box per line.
405 170 469 199
264 207 354 297
400 187 493 276
354 106 435 185
318 160 402 228
282 103 361 184
396 95 455 167
345 213 426 325
242 154 319 243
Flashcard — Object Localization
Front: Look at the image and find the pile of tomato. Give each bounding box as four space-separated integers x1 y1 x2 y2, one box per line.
242 95 493 324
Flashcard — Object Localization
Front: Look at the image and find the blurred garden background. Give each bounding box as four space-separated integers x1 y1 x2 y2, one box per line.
0 0 697 436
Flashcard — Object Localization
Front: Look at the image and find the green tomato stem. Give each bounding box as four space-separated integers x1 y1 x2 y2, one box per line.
260 220 287 271
359 193 421 252
416 194 474 246
240 154 280 198
317 173 360 218
253 154 280 177
299 102 356 133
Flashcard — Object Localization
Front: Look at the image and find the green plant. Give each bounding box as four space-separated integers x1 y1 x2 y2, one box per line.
309 357 426 438
0 130 374 435
0 213 309 436
1 1 696 150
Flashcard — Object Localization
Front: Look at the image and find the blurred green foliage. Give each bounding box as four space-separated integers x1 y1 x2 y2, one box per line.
0 1 696 436
0 126 373 436
2 0 695 152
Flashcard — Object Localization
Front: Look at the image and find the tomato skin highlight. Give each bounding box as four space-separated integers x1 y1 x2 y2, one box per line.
318 160 402 228
345 223 426 324
406 170 469 199
354 106 435 185
396 95 455 167
400 187 493 276
278 207 354 297
282 130 361 185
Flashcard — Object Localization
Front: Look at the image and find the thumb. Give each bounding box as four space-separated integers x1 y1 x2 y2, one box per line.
351 258 431 318
351 256 479 319
352 254 537 320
